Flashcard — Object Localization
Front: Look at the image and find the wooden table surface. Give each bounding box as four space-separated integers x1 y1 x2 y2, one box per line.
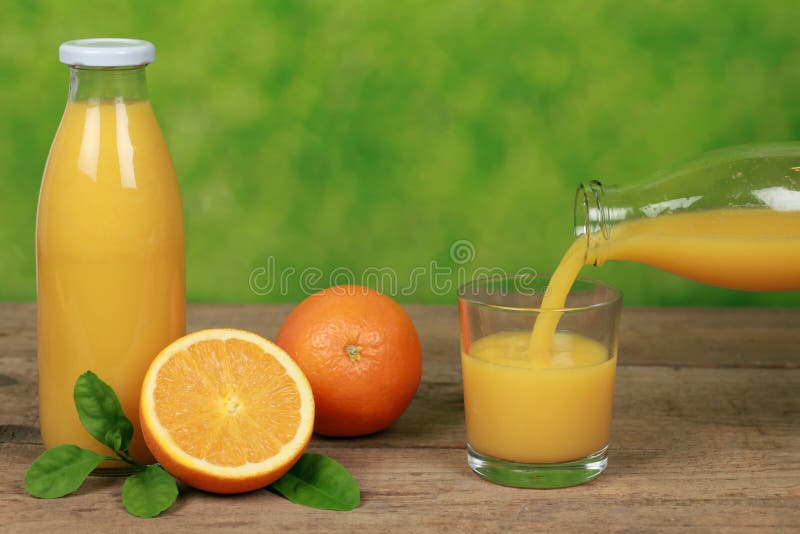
1 303 799 532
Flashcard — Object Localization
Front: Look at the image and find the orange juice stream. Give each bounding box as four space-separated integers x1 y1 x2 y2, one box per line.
37 98 184 466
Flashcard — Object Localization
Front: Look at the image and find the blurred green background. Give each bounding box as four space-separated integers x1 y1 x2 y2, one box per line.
2 0 800 305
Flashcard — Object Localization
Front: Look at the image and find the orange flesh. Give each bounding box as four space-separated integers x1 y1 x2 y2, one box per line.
153 338 302 467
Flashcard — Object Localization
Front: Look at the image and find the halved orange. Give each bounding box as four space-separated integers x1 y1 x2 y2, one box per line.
140 329 314 494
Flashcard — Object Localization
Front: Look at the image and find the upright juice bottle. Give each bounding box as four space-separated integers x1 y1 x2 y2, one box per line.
36 39 185 468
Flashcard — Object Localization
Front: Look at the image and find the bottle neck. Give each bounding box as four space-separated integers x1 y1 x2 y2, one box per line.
575 179 652 251
68 66 149 102
574 180 611 247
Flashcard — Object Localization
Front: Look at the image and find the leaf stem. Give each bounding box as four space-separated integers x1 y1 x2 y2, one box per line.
115 450 144 469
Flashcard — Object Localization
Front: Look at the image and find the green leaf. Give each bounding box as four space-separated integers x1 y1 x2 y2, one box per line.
24 445 106 498
73 371 134 452
122 465 178 518
269 453 360 511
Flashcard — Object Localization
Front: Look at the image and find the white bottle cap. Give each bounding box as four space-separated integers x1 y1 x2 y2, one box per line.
59 38 155 67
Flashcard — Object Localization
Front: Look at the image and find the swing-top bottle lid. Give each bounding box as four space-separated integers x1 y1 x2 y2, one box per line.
59 38 155 67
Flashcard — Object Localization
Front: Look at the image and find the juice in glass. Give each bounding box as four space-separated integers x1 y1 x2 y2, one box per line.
463 331 615 464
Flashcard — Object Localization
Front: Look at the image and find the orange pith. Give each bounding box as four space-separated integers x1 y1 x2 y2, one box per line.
140 329 314 494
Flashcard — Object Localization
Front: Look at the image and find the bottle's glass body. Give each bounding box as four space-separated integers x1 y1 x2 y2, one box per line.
36 63 185 470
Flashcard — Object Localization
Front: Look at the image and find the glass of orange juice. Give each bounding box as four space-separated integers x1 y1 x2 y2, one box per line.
458 274 622 488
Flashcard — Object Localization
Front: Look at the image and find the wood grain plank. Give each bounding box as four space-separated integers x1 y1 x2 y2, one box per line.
5 358 798 452
2 304 798 373
2 434 798 532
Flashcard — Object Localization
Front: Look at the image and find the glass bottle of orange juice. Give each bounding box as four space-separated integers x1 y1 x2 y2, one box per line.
36 39 185 469
573 143 800 291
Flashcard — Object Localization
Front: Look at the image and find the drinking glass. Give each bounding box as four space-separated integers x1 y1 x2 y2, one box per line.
458 274 622 488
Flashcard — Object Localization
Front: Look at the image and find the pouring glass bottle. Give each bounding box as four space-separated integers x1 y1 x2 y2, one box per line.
573 143 800 291
36 39 185 470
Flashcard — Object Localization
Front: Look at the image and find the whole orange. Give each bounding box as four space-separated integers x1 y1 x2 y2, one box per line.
276 285 422 437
